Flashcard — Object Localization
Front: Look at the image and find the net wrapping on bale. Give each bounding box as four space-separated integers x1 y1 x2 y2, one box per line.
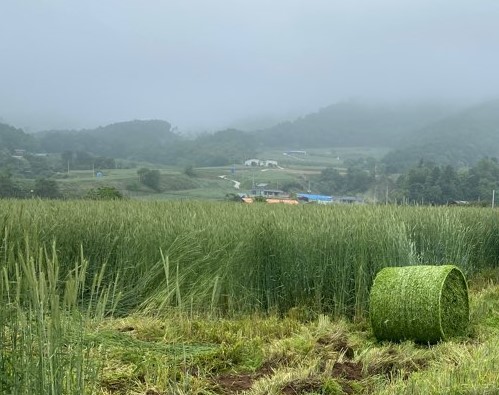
369 265 469 343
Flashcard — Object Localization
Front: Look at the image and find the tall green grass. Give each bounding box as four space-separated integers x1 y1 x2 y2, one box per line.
1 200 498 320
0 234 119 393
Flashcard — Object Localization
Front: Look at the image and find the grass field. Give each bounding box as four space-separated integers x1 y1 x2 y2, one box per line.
1 200 498 393
50 146 388 200
257 147 389 169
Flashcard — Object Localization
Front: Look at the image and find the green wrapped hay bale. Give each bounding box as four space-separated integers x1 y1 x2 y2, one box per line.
369 265 469 343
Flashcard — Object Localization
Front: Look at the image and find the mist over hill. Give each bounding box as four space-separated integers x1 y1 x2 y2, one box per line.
31 120 258 166
26 101 456 166
254 101 456 149
382 99 499 172
0 122 39 152
2 99 499 171
36 120 180 162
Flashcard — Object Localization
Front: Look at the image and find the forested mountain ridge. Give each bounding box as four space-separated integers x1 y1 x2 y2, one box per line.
36 120 180 162
28 102 456 164
0 122 39 152
383 99 499 172
254 101 455 149
2 100 499 171
33 121 257 166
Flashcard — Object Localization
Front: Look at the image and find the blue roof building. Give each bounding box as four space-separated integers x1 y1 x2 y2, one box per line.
297 193 333 203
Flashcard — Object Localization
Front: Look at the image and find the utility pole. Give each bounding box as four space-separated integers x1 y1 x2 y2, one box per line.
492 190 495 209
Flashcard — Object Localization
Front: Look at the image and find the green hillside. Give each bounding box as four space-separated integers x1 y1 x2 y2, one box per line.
30 102 455 168
255 101 454 149
0 122 39 152
4 100 499 181
36 120 181 162
383 100 499 172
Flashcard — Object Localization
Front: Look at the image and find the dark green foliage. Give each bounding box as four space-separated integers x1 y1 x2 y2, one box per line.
383 100 499 172
317 168 345 194
0 122 39 152
0 171 24 198
369 265 469 343
393 158 499 204
184 165 196 177
23 154 52 177
38 120 180 163
316 165 373 195
0 149 17 170
33 178 62 199
174 129 258 167
61 150 115 171
85 186 124 200
0 123 53 179
225 193 243 202
0 151 55 179
255 101 452 149
36 122 256 167
137 168 161 191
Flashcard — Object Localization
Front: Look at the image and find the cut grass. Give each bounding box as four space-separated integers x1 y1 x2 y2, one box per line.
1 242 498 394
90 278 499 394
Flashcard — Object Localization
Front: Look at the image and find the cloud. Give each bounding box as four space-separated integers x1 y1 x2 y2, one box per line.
1 0 498 131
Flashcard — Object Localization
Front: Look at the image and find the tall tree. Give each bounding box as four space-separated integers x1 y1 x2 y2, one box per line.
34 178 62 199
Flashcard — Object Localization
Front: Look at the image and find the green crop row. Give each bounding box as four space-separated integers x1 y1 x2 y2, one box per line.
1 199 499 393
1 200 498 319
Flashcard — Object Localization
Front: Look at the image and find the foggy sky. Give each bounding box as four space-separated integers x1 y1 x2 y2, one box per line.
1 0 499 132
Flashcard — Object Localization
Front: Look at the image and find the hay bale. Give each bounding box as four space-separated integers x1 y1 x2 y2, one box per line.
369 265 469 343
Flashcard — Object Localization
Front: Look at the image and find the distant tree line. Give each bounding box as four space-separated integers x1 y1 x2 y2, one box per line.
0 171 62 199
62 150 115 171
315 157 377 196
4 99 499 174
316 157 499 205
0 170 126 200
393 158 499 204
1 119 258 171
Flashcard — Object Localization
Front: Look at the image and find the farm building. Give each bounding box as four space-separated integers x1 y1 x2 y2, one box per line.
333 196 364 204
250 183 286 197
244 159 261 166
297 194 333 204
448 200 470 206
262 160 278 167
251 188 285 198
296 194 364 204
244 159 279 167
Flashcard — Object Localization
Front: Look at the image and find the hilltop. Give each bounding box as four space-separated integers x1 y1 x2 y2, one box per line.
383 99 499 172
254 101 455 149
2 100 499 174
36 120 181 163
